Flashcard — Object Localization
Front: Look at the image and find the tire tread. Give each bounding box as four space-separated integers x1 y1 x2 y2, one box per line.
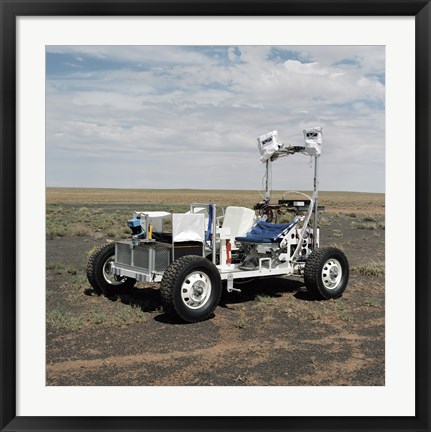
86 243 112 293
86 242 135 296
304 247 349 299
160 255 221 322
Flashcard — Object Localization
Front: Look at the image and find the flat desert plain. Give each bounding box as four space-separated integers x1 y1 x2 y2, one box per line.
46 188 385 386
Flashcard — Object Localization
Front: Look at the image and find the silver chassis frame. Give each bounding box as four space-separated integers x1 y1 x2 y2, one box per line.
112 260 303 284
112 263 164 283
263 152 320 258
112 152 320 285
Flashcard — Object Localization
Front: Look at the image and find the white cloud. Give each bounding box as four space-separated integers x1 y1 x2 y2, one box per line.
46 45 385 192
227 47 238 62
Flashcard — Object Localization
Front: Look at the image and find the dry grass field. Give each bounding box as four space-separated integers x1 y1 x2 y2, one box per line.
46 188 385 386
47 188 384 215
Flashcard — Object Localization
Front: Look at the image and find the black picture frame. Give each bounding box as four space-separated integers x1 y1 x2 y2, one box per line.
1 1 429 431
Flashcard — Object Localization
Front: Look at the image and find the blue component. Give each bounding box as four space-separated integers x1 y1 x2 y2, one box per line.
127 218 141 228
206 204 213 241
128 218 144 237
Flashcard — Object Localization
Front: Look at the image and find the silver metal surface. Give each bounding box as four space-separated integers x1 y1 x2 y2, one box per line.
313 155 319 249
264 160 271 200
115 240 171 279
134 246 150 270
180 271 212 309
226 273 234 292
154 245 170 272
212 204 217 265
112 264 163 283
218 264 292 280
116 242 132 266
321 258 342 290
103 256 128 285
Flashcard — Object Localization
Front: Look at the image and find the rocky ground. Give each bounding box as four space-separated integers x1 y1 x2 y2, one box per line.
46 206 385 386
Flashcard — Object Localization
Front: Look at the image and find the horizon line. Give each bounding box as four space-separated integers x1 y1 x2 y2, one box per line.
46 186 385 194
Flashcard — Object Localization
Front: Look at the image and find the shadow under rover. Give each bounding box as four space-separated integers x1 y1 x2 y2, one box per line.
153 312 217 325
85 285 162 313
219 276 306 308
84 275 315 323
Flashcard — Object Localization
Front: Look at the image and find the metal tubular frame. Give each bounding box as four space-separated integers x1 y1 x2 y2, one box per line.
313 155 319 249
190 202 218 265
265 153 320 263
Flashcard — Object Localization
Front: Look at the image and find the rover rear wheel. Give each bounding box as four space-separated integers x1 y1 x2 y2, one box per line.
86 243 136 296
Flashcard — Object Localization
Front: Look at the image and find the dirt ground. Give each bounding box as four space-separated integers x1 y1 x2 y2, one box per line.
46 190 385 386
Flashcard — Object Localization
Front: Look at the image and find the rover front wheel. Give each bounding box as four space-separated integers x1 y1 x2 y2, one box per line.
304 247 349 299
160 255 222 323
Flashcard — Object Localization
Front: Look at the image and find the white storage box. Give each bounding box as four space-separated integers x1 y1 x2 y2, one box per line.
303 127 323 156
257 130 281 162
172 213 205 242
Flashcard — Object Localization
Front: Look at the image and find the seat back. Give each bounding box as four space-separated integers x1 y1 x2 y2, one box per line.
222 206 256 240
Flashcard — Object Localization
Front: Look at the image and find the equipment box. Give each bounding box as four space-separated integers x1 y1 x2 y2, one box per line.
116 240 204 275
116 241 171 274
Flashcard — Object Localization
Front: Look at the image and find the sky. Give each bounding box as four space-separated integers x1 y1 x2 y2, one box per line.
46 45 385 193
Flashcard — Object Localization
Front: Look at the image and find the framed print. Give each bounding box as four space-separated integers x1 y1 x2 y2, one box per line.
1 1 430 431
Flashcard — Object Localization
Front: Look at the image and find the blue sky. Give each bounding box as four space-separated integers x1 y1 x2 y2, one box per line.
46 46 385 192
